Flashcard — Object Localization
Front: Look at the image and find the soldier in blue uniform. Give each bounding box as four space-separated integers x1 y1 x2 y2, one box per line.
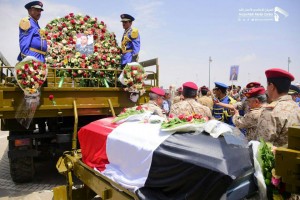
120 14 140 69
212 82 235 126
17 1 47 63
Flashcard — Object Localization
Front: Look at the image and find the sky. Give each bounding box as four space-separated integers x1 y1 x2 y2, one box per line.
0 0 299 89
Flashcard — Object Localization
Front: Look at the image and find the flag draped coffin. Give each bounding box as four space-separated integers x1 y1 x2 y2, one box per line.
78 118 257 200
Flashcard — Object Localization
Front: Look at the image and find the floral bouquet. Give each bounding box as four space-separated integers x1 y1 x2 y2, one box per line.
112 105 152 124
45 13 122 87
15 57 47 94
119 62 147 95
14 56 47 129
161 114 208 132
257 139 291 199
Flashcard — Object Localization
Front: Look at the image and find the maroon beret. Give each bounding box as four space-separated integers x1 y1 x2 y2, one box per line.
177 87 183 92
200 85 209 91
265 68 294 81
183 82 198 90
245 87 265 98
150 87 165 96
246 82 261 89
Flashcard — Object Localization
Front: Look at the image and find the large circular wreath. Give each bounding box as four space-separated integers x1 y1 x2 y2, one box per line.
44 13 122 87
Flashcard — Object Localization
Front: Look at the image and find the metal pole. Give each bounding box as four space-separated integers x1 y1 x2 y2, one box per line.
209 56 212 89
288 57 291 72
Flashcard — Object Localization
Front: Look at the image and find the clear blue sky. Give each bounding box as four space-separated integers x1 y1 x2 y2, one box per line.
1 0 299 89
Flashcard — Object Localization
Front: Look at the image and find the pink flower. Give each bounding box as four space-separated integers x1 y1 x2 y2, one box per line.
169 114 174 118
136 105 143 111
271 177 281 187
178 114 185 120
186 115 193 122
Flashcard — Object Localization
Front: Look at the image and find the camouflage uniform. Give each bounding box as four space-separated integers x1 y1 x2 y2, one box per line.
172 95 182 104
256 95 300 146
143 100 166 118
233 108 262 141
170 98 212 118
198 96 213 110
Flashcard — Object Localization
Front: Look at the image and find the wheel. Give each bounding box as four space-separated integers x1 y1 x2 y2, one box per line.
8 139 35 183
9 156 35 183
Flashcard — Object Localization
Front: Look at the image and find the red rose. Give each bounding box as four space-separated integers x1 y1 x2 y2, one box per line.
186 115 193 122
70 19 76 24
169 114 174 118
193 114 202 119
136 105 143 111
49 94 54 101
178 114 185 120
131 66 137 70
84 17 88 21
69 13 74 17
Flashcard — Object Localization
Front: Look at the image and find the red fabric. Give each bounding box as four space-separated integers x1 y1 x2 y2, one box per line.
78 117 119 171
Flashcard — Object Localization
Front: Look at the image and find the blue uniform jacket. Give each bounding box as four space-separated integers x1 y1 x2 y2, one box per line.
121 27 140 65
212 95 234 126
17 17 47 63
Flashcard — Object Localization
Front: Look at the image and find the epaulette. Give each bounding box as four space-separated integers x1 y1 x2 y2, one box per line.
263 101 277 110
19 17 31 31
131 28 139 39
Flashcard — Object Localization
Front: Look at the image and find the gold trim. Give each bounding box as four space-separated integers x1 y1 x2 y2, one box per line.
29 47 46 55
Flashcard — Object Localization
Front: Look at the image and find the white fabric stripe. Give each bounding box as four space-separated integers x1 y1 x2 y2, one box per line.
102 121 172 191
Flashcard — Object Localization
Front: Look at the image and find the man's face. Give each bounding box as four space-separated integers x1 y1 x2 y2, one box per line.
247 98 259 109
81 36 88 46
157 96 164 106
122 21 132 30
28 7 42 21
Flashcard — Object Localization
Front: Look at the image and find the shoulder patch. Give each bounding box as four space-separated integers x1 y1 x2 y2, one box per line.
131 28 139 39
19 17 31 31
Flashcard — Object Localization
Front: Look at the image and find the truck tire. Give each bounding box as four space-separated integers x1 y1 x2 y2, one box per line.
8 140 35 183
9 156 35 183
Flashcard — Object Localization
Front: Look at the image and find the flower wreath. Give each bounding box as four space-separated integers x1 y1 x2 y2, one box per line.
45 13 122 87
112 105 148 123
161 113 208 130
121 62 147 95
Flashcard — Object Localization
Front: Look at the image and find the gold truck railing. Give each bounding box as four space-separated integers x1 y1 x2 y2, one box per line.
0 57 159 88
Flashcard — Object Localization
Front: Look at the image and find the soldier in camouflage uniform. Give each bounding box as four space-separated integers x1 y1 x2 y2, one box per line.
198 86 213 110
232 87 267 141
256 68 300 147
170 82 212 118
173 87 183 104
143 87 166 118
